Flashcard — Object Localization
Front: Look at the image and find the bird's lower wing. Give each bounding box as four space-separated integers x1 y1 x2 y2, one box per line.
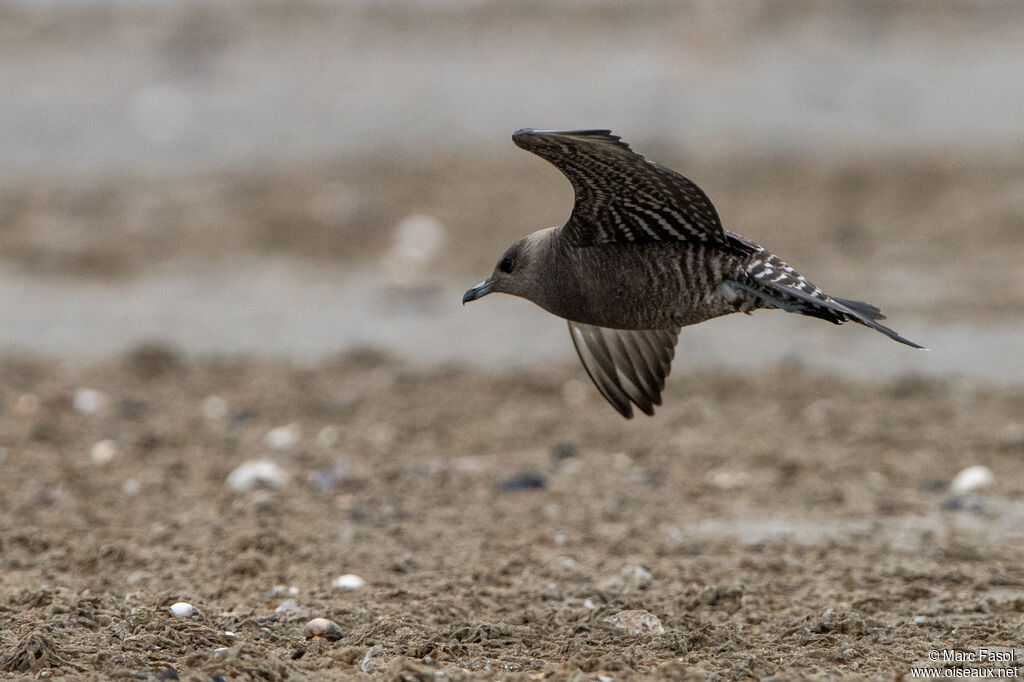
567 321 681 418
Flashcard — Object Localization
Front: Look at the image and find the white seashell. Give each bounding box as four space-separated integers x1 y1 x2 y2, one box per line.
274 598 298 613
950 465 994 494
202 396 228 420
265 423 301 450
332 574 366 590
169 602 196 617
74 388 107 414
225 460 288 491
90 439 118 465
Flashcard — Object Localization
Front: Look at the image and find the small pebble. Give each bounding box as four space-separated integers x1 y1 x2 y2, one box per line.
118 398 146 420
73 388 107 414
230 408 256 424
391 214 446 266
941 495 984 513
122 479 142 496
265 423 302 450
332 574 366 590
14 392 40 416
275 598 299 613
917 479 947 493
169 602 196 617
303 618 342 641
225 460 289 491
317 425 341 448
266 585 300 599
913 616 927 625
620 564 653 585
550 442 578 462
604 609 665 635
950 465 994 494
313 457 354 493
613 452 633 470
499 472 547 492
999 423 1024 449
561 379 590 407
583 598 597 610
90 439 118 465
202 395 228 420
126 570 148 584
365 422 396 448
706 469 750 490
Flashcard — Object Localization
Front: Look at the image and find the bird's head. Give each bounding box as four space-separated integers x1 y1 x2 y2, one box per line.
462 228 558 306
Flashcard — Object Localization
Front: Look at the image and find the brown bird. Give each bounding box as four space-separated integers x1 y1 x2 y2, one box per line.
463 129 924 418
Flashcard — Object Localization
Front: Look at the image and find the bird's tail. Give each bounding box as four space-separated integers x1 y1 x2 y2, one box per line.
729 249 925 349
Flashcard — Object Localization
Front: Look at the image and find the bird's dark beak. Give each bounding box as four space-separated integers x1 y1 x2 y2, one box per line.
462 280 494 304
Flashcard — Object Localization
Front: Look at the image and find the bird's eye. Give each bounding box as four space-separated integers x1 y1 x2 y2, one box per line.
498 256 515 273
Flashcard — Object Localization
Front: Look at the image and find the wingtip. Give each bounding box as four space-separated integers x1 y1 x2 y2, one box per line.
891 333 927 350
513 128 618 141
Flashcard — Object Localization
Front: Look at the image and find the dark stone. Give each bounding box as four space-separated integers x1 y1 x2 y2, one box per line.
550 442 578 462
918 478 947 492
499 472 547 492
118 398 147 420
941 495 983 513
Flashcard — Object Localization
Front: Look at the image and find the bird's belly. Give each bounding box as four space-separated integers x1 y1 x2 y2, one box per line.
552 244 739 330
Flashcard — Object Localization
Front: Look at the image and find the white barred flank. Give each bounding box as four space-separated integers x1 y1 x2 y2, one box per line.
746 250 831 303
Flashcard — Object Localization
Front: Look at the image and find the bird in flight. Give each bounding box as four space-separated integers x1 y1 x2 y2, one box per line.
463 129 924 418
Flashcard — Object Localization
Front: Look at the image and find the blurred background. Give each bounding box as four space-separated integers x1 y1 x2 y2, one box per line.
2 0 1022 380
3 4 1024 676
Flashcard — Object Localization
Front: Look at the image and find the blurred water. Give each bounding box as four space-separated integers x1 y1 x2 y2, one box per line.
3 1 1022 374
2 2 1023 179
1 260 1019 383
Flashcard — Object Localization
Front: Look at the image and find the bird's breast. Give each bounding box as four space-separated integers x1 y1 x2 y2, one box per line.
546 243 742 330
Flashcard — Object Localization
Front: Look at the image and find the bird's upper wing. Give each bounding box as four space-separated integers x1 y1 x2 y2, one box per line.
513 129 728 248
567 321 681 418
